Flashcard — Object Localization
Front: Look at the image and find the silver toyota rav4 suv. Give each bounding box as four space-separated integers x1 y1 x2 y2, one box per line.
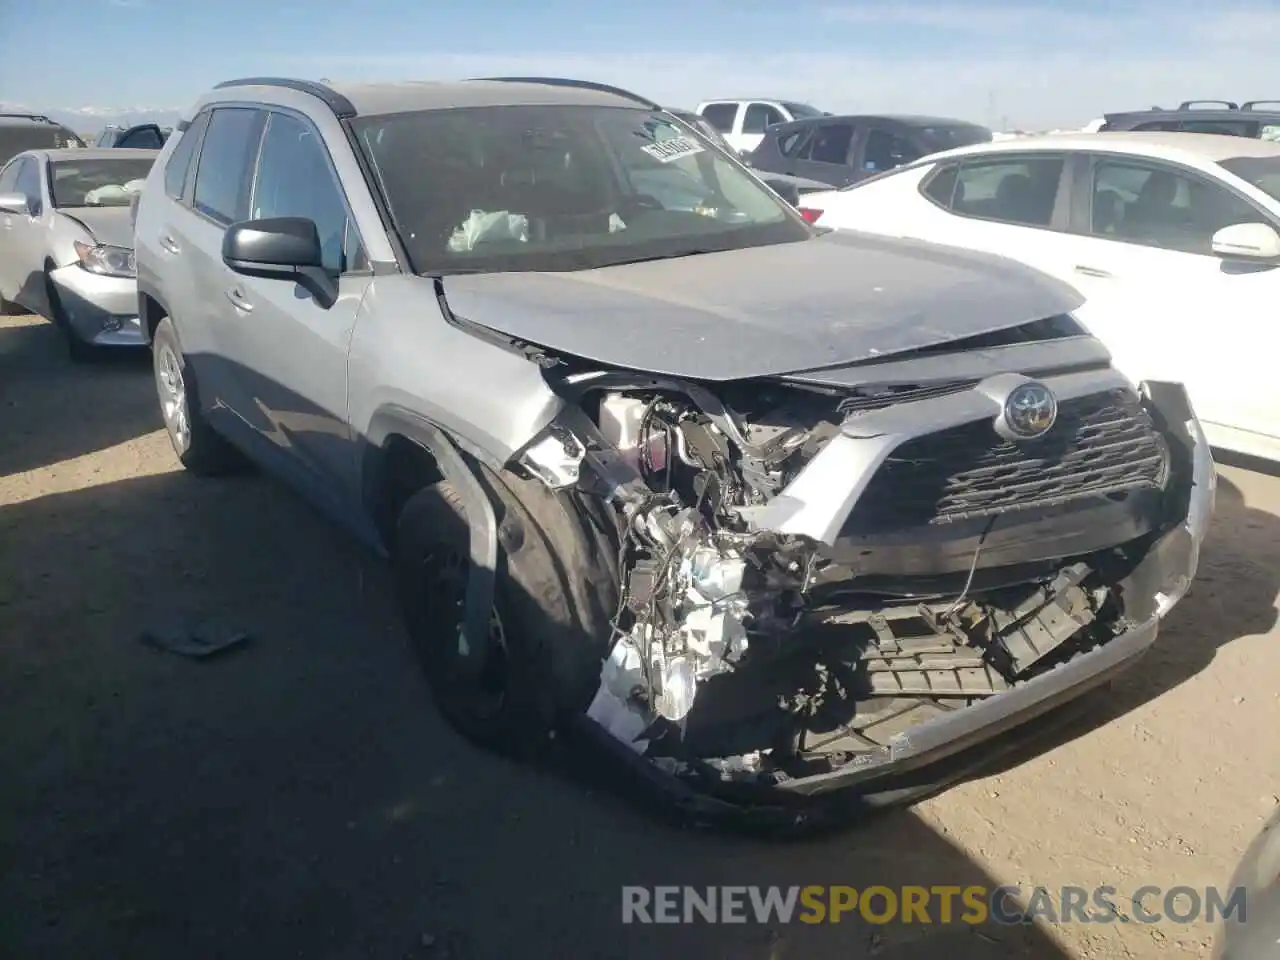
134 76 1215 825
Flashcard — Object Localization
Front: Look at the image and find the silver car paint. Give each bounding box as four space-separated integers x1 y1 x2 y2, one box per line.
0 147 154 343
437 230 1086 381
134 87 561 535
134 83 1140 561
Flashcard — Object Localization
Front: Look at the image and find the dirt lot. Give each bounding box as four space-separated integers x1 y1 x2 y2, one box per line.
2 311 1277 959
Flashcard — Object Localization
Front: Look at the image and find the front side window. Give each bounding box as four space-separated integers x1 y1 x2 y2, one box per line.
14 158 41 212
863 130 921 173
0 158 20 193
742 103 786 134
1090 158 1261 254
192 107 265 226
800 123 855 165
353 105 807 274
935 155 1064 227
250 111 365 274
1219 155 1280 203
699 103 739 133
49 157 154 207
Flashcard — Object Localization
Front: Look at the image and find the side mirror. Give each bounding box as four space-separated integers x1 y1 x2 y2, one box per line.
0 192 34 216
222 216 337 307
1211 222 1280 262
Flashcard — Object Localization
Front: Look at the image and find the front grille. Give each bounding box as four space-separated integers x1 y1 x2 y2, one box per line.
846 389 1169 530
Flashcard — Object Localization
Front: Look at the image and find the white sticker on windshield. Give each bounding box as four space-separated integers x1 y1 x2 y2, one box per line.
641 136 704 163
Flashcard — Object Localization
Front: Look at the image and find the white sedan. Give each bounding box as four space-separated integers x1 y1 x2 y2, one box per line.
800 132 1280 462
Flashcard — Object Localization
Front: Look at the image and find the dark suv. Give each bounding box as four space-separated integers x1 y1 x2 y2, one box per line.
1099 100 1280 139
0 113 84 167
746 113 991 187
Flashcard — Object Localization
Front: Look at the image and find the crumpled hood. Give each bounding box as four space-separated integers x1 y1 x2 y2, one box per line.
439 230 1086 380
57 206 133 249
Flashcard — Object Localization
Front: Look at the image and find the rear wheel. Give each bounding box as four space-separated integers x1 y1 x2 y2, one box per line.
393 470 619 758
151 316 241 475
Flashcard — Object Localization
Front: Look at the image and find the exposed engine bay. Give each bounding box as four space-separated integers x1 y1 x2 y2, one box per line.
514 365 1207 801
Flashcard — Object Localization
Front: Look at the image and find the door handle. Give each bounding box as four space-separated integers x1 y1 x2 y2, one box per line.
159 234 180 254
224 287 253 312
1073 264 1112 278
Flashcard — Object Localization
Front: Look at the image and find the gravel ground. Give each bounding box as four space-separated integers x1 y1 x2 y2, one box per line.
2 311 1277 959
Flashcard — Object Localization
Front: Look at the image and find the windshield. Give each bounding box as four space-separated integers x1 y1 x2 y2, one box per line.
352 105 809 274
1219 156 1280 204
920 123 993 150
50 157 154 207
782 102 824 119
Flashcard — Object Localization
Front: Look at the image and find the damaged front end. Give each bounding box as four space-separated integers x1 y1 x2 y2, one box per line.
515 362 1215 822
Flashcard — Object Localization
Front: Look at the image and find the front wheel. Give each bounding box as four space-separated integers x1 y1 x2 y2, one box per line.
44 270 96 362
393 471 619 758
151 316 241 475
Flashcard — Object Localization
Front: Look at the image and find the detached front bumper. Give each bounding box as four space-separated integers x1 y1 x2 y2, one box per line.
578 381 1215 831
49 264 143 347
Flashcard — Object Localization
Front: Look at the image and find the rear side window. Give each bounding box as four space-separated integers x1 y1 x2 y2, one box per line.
925 155 1065 227
163 111 209 200
800 123 855 165
192 107 265 225
922 163 960 206
699 103 738 133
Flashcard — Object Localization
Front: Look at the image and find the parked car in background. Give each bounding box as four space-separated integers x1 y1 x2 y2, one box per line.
745 114 992 188
94 122 171 149
1099 100 1280 141
695 98 826 154
1212 804 1280 959
669 108 831 208
0 113 84 167
133 76 1212 824
0 148 157 359
798 131 1280 462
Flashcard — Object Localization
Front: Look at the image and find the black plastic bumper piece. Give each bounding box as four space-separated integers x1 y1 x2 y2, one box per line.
572 610 1160 834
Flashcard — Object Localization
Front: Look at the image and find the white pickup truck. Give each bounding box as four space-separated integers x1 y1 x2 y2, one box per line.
695 98 827 154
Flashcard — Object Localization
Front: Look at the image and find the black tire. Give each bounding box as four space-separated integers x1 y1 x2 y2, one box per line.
393 469 620 758
151 316 242 475
44 270 96 362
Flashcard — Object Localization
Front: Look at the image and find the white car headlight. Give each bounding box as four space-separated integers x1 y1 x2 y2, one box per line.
73 241 135 278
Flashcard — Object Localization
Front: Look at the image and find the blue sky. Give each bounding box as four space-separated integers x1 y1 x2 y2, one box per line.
5 0 1279 128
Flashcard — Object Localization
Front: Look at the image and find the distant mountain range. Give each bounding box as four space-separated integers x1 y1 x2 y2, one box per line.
0 102 184 136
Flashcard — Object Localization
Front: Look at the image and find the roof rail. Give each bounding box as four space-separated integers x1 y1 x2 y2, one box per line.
470 76 661 109
0 112 54 124
212 77 357 118
1242 100 1280 111
1178 100 1238 110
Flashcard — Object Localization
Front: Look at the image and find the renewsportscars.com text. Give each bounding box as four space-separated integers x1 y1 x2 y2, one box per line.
621 884 1247 926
